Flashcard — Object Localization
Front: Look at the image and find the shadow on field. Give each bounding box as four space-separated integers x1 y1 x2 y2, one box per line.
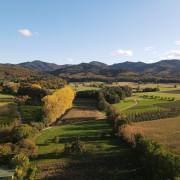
37 151 143 180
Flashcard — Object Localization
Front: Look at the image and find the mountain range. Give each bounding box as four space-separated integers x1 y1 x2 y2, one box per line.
50 59 180 82
0 59 180 82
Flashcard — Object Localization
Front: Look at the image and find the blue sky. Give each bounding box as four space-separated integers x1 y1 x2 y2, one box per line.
0 0 180 64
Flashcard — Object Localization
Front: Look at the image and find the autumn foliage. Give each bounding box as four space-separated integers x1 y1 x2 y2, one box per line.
42 86 75 124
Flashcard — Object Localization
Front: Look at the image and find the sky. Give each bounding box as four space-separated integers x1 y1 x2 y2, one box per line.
0 0 180 65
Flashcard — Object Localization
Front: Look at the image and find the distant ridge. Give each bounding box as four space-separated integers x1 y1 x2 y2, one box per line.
19 60 68 72
2 59 179 82
50 59 180 82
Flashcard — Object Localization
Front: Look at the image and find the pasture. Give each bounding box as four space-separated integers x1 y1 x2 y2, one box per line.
114 85 180 115
113 96 166 114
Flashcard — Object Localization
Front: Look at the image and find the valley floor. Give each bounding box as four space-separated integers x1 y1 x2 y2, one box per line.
33 98 143 179
34 120 143 180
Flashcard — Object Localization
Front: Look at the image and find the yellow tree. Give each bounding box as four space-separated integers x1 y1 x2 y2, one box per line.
42 86 75 124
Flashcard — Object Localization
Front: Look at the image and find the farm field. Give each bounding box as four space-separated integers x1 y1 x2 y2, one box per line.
113 96 166 114
34 120 142 179
112 82 180 91
113 85 180 115
131 116 180 155
59 98 105 124
71 83 100 92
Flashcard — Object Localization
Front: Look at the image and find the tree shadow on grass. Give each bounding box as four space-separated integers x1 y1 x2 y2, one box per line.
38 151 143 180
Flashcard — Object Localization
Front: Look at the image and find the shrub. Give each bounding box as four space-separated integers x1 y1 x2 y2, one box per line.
11 153 30 168
12 153 31 180
25 166 38 180
0 143 15 156
135 135 180 179
142 87 160 92
63 137 85 154
17 139 38 157
118 125 180 180
2 82 19 95
11 124 38 142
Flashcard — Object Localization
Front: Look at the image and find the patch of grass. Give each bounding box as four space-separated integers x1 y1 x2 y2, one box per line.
114 88 180 115
76 86 100 92
132 116 180 155
125 98 166 114
0 93 14 99
113 97 137 112
114 96 165 115
73 98 97 109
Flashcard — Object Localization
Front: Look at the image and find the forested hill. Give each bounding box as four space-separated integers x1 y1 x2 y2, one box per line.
18 60 67 72
51 59 180 82
0 64 66 88
1 59 180 82
0 64 43 81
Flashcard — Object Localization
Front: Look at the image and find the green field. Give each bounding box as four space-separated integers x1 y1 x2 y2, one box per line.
113 97 137 111
0 93 14 99
113 86 180 156
114 96 166 114
34 120 142 179
114 87 180 115
73 98 97 109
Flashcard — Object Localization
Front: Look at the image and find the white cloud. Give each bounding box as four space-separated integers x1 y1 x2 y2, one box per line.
113 49 133 57
175 40 180 46
18 29 33 37
144 46 153 51
162 50 180 59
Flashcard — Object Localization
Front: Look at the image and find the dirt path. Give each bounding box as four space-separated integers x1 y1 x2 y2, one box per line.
121 99 138 111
